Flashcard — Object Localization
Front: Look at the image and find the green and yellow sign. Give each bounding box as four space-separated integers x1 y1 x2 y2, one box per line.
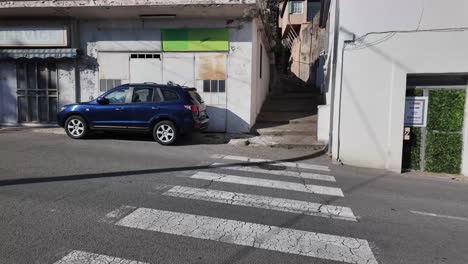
161 28 229 52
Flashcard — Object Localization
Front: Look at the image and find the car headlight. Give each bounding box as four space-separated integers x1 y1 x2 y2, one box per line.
60 106 67 112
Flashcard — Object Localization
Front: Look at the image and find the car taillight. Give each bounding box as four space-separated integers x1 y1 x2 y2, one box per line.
184 105 199 114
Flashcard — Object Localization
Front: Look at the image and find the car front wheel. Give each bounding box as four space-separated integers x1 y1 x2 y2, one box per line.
65 115 88 139
153 120 177 145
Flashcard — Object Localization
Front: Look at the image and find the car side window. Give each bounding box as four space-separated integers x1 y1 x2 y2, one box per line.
153 89 162 103
104 88 129 104
162 89 179 102
132 87 154 103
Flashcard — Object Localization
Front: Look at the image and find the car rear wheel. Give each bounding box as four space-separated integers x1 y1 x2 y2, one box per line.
65 115 88 139
153 120 177 145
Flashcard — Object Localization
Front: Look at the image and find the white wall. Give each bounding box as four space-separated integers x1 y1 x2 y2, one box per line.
326 0 468 174
79 18 255 133
227 20 254 133
250 18 270 127
57 62 76 109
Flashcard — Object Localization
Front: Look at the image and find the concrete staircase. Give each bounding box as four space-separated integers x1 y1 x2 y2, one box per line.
252 88 324 149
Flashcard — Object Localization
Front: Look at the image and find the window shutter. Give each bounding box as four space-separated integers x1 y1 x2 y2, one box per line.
288 1 293 13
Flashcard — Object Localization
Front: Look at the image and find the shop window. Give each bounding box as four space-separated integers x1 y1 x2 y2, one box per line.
100 79 122 92
203 80 226 93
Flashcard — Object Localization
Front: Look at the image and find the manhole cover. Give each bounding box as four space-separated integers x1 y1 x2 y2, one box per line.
258 164 287 171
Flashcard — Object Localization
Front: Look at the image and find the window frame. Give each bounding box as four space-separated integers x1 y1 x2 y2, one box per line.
289 0 304 14
202 80 226 93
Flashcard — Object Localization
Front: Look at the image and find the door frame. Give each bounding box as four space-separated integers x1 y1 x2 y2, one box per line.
16 59 60 124
403 84 468 173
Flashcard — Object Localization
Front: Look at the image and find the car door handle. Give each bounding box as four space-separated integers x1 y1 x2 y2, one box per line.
152 107 160 110
115 107 124 111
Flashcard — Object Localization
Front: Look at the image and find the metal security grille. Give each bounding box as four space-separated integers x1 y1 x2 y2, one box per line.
16 61 58 123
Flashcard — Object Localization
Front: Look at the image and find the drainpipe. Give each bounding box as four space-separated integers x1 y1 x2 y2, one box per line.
327 0 340 155
72 19 81 103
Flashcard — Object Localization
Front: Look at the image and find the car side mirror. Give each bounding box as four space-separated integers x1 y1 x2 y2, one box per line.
97 98 109 105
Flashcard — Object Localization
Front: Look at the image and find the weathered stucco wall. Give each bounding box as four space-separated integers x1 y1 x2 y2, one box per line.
78 18 255 133
251 18 271 125
325 0 468 174
57 62 76 109
227 20 254 133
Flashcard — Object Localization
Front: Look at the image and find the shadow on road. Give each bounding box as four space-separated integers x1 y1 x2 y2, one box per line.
0 150 327 187
0 147 389 263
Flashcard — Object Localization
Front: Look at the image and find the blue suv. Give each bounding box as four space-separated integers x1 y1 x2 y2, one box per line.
57 83 209 145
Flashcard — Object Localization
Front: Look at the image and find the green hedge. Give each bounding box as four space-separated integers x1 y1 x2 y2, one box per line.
424 89 465 174
424 132 463 174
427 90 465 132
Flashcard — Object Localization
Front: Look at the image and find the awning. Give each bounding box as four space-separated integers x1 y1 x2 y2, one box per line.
0 48 78 59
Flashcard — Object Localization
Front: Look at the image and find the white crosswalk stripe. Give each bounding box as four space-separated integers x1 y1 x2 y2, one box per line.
115 208 377 264
163 186 357 221
210 154 330 172
89 154 379 263
211 162 336 182
54 250 148 264
191 171 344 196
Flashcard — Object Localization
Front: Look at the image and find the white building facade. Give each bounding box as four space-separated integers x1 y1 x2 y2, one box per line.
0 0 271 133
319 0 468 175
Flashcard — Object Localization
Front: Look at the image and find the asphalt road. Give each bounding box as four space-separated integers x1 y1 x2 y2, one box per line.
0 129 467 264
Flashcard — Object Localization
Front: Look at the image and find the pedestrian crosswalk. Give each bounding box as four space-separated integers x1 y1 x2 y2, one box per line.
54 154 378 264
116 208 374 264
211 162 336 182
54 250 148 264
211 154 331 172
163 186 357 221
191 171 344 196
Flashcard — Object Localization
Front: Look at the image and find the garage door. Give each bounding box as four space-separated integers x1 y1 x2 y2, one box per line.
130 54 163 84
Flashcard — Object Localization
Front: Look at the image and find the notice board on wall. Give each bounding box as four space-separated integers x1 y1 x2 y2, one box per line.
404 96 428 127
161 28 229 52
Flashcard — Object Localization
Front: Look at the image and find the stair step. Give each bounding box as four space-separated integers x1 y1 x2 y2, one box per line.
262 104 317 112
248 134 321 148
255 123 316 136
256 112 317 123
269 94 318 99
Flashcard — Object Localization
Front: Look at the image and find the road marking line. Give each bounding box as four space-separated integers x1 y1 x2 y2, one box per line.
99 205 137 224
115 208 377 264
191 172 344 197
163 186 356 221
410 210 468 222
53 250 148 264
211 154 330 172
211 162 336 182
